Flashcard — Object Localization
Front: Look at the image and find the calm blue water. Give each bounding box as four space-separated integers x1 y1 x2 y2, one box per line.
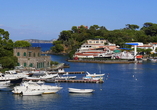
31 43 53 52
1 44 157 110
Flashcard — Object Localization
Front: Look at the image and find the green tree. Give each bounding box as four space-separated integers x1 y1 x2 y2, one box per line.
141 22 157 36
51 44 64 53
58 30 72 41
0 56 18 69
71 26 78 33
14 40 31 47
125 24 140 30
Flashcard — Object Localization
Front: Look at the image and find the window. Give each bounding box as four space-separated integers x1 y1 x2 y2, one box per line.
17 63 20 66
34 53 36 57
24 63 27 67
17 52 20 56
23 52 26 56
38 53 40 57
29 52 31 57
96 41 99 43
29 63 33 67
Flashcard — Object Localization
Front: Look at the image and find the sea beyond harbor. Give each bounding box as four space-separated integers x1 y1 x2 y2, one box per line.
31 43 53 52
0 43 157 110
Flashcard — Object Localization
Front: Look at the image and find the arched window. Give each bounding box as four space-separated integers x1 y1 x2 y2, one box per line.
17 52 20 56
23 52 26 56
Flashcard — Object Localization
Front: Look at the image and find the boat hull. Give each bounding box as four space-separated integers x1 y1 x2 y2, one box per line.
68 88 94 93
21 91 43 96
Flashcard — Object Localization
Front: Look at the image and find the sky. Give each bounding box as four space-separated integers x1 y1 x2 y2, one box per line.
0 0 157 41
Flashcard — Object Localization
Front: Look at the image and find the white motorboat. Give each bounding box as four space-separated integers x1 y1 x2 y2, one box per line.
83 71 104 81
68 88 94 93
55 73 76 80
0 81 12 91
0 70 28 84
25 73 58 80
86 71 105 77
39 73 58 79
12 81 62 94
20 89 43 96
4 70 29 78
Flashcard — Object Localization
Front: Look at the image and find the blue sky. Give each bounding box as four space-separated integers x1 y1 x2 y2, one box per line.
0 0 157 41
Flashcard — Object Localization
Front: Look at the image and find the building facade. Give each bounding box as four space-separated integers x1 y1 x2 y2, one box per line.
14 47 51 69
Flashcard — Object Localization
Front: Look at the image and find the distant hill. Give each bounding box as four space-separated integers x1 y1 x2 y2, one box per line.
23 39 57 43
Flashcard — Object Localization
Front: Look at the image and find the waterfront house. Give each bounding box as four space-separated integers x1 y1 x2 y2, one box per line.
14 47 51 70
74 39 118 58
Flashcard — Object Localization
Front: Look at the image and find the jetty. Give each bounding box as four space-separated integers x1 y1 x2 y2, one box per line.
49 71 85 74
68 59 136 64
55 79 104 83
23 78 103 83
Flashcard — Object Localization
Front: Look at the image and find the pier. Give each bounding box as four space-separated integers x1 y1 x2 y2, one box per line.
23 79 104 83
49 71 85 74
68 59 136 64
55 79 104 83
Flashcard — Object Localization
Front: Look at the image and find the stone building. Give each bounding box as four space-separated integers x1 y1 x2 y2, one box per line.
14 47 51 70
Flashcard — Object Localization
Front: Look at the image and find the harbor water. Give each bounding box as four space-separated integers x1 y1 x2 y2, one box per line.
0 44 157 110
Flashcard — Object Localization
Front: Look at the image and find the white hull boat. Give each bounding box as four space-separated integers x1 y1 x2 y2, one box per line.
25 73 58 80
86 71 105 77
21 90 43 96
55 76 76 80
83 71 104 81
12 81 62 94
0 81 11 91
68 88 94 93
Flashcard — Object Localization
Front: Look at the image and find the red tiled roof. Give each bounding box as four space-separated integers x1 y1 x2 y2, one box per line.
137 45 152 47
152 43 157 44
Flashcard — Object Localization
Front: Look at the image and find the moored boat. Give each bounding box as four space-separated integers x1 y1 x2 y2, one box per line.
68 88 94 93
20 89 43 96
12 81 62 94
0 81 12 91
83 71 104 81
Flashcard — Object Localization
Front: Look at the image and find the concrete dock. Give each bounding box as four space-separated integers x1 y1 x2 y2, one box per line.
55 79 104 83
68 59 136 64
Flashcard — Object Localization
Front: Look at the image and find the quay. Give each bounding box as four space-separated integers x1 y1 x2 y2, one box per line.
49 71 85 74
22 79 103 83
55 79 104 83
23 79 46 81
68 59 136 64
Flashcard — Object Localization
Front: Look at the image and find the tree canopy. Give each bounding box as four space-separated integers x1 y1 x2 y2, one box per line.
14 40 31 47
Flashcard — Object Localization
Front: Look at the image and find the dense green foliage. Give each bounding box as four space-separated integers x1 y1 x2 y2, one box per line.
14 40 31 47
0 29 18 71
52 22 157 54
0 29 31 71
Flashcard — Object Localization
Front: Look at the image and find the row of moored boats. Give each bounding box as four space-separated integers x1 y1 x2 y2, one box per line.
0 70 105 95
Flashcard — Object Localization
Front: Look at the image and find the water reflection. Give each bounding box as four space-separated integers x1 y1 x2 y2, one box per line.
13 93 61 102
69 93 93 97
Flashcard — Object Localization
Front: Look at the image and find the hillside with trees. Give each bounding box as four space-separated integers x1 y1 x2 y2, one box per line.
51 22 157 57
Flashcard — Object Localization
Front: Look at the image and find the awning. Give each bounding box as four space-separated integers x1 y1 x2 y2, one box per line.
125 43 139 45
